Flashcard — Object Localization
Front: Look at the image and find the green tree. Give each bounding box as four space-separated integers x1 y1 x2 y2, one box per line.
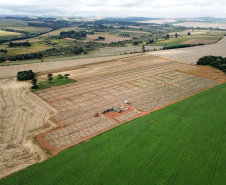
142 45 146 52
165 34 170 40
31 78 38 89
64 74 70 79
57 74 64 79
175 33 178 38
47 74 53 81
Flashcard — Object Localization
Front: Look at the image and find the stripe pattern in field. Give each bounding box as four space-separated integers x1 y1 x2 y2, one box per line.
36 55 219 154
0 78 57 179
2 83 226 185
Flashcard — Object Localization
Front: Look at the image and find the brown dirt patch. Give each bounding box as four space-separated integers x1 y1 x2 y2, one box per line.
185 66 226 82
0 78 57 179
169 29 208 36
149 36 226 64
83 34 132 44
181 39 217 45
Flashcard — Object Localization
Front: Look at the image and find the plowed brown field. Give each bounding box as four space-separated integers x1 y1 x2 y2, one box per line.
35 55 220 156
0 78 57 179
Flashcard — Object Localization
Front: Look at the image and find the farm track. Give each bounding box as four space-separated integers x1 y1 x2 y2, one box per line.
14 85 221 185
149 36 226 64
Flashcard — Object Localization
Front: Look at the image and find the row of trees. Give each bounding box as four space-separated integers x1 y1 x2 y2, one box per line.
162 43 204 50
0 49 7 53
9 41 31 47
0 46 85 62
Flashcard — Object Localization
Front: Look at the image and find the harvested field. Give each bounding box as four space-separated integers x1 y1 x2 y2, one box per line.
92 45 162 56
0 53 139 79
181 39 217 44
169 29 208 36
83 34 132 43
35 55 219 155
173 22 226 29
0 78 57 179
149 36 226 64
185 66 226 82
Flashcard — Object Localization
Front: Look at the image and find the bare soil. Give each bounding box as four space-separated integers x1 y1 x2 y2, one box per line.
181 39 217 44
149 36 226 64
0 54 139 79
35 55 219 156
0 78 57 179
83 34 132 43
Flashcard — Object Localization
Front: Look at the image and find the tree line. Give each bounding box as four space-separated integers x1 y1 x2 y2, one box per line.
9 41 31 47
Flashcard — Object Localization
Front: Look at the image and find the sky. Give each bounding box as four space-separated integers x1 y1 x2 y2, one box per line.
0 0 225 18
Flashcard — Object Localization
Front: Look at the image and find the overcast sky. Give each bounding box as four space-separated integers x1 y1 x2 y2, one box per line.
0 0 225 18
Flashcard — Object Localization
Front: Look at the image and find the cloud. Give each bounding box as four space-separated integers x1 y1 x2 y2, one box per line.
0 0 225 18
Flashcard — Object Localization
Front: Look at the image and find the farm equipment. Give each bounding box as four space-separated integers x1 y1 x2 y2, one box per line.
125 101 131 105
102 108 122 113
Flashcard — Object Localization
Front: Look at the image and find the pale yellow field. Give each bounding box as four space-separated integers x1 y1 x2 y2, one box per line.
0 30 21 36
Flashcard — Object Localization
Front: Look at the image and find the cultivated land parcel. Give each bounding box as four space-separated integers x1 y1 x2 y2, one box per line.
1 82 226 185
1 21 226 182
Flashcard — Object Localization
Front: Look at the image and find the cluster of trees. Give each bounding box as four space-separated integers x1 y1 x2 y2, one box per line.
59 30 88 40
97 36 105 40
47 73 70 81
0 52 42 62
197 56 226 72
9 41 31 47
73 46 85 54
162 43 204 50
133 41 143 45
120 33 130 37
0 49 7 53
17 70 35 81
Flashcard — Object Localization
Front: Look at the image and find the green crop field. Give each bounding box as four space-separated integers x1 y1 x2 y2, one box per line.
1 83 226 185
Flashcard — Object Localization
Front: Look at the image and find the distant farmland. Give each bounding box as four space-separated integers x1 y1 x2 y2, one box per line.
0 30 21 40
1 83 225 185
